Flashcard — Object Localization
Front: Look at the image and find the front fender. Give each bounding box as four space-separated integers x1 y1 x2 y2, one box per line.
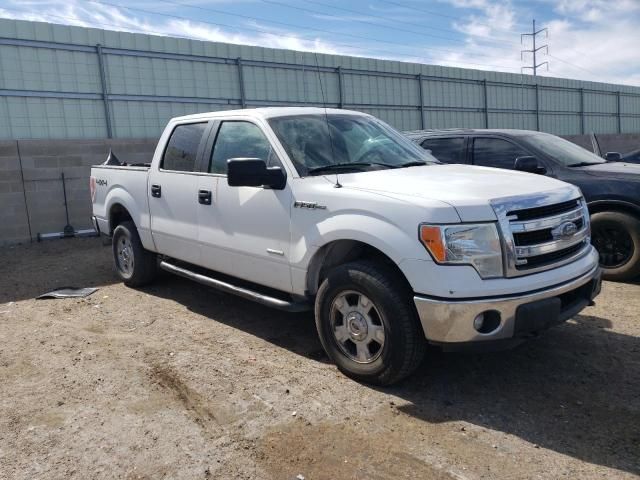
291 212 427 269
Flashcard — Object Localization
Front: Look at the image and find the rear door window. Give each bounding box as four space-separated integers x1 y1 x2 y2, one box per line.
161 122 208 172
472 137 529 169
421 137 466 164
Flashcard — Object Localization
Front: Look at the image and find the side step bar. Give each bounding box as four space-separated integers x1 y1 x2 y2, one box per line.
159 260 310 313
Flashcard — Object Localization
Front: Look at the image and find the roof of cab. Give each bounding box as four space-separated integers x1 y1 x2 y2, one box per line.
171 107 368 122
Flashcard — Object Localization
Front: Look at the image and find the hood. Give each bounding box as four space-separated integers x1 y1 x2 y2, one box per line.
335 164 579 222
578 162 640 178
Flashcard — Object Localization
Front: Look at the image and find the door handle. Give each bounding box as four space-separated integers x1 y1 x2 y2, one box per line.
151 184 162 198
198 189 212 205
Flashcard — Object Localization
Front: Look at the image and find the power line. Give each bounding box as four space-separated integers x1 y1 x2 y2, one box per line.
283 0 512 47
86 0 521 71
158 0 518 59
548 54 603 79
299 0 515 46
377 0 521 36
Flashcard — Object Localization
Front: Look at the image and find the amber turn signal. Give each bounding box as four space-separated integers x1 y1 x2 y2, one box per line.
419 225 446 262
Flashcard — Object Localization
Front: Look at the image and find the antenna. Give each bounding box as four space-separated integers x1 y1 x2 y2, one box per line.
521 19 548 76
313 51 341 188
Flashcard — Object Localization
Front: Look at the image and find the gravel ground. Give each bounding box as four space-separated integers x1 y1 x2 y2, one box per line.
0 237 638 480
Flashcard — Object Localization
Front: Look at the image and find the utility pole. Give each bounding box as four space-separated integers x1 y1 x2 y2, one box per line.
521 19 548 75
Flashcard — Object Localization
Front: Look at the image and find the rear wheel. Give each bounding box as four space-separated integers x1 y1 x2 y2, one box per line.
591 211 640 282
314 261 425 385
112 221 157 287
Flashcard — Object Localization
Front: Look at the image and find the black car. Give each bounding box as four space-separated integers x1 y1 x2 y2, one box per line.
405 129 640 282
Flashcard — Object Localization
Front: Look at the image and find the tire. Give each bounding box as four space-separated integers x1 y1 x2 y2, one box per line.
112 220 157 287
314 260 426 385
591 211 640 282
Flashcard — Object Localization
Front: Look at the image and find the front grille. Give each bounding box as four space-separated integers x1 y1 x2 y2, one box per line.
514 217 584 246
507 199 579 221
493 194 590 277
515 242 586 269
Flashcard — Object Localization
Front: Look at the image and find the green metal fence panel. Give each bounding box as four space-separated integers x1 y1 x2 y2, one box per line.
1 18 640 140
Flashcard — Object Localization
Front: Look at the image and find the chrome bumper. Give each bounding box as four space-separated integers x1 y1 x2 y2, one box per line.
414 263 602 344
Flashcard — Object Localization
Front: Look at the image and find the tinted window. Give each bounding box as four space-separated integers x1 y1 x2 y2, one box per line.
162 122 207 172
210 121 277 174
473 137 528 169
421 137 465 164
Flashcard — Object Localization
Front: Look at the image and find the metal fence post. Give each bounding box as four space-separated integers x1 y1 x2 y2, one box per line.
237 57 246 108
417 74 425 129
337 66 344 109
580 88 585 134
617 91 622 133
483 79 489 128
95 44 113 138
535 84 540 131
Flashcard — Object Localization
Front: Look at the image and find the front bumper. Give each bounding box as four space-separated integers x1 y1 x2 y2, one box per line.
414 263 602 347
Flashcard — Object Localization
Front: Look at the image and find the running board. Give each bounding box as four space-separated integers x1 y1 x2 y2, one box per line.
159 260 310 312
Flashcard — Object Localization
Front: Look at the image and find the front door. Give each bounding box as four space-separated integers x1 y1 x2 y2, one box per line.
197 119 293 292
148 121 209 265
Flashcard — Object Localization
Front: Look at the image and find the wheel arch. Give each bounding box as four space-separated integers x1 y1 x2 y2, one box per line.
306 239 413 296
588 200 640 218
109 202 134 234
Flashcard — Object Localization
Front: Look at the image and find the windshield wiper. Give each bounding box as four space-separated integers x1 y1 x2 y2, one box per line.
567 161 599 167
397 161 427 168
307 162 381 175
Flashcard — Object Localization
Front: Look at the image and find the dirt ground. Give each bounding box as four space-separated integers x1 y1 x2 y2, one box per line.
0 237 638 480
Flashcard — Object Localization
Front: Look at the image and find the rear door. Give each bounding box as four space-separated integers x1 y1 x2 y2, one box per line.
148 121 210 265
197 119 293 292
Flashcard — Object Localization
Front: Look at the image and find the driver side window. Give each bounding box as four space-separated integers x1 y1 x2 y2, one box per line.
209 121 280 174
473 137 528 169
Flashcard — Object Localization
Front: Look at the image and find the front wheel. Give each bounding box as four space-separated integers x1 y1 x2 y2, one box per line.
591 211 640 282
112 220 157 287
314 261 425 385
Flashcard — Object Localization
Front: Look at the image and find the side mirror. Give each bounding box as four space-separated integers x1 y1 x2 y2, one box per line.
514 156 546 175
227 158 286 190
604 152 622 161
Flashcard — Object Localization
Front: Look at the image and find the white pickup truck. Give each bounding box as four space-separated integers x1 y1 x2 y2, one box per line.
91 107 601 385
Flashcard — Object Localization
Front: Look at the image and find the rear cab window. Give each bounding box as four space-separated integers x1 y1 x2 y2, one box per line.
421 137 466 164
161 122 208 172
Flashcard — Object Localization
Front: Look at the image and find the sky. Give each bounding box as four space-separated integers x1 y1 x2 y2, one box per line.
1 0 639 86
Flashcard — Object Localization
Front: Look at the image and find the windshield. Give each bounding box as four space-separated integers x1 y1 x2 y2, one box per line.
268 114 438 176
522 132 605 167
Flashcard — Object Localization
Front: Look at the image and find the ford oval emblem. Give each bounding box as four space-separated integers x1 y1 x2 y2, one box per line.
552 221 578 240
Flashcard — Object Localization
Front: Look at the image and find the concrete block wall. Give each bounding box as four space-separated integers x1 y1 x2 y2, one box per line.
0 138 156 245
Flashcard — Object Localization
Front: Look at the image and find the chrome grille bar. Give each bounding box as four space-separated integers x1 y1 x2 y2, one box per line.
514 227 589 258
510 207 584 233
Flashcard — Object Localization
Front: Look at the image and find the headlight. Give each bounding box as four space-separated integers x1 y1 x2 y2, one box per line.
419 223 503 278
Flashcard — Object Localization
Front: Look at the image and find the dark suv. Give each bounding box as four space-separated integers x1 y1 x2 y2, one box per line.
405 129 640 282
